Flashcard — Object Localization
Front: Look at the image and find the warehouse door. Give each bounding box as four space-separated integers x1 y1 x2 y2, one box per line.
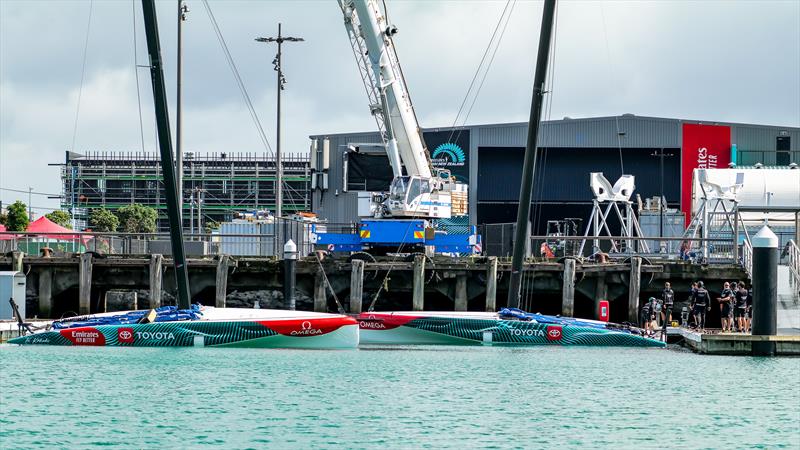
776 136 790 166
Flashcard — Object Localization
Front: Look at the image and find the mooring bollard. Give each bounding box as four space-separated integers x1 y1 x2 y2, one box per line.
284 240 297 310
751 225 778 356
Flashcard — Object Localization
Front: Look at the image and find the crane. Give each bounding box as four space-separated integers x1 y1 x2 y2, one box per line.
315 0 477 254
339 0 467 219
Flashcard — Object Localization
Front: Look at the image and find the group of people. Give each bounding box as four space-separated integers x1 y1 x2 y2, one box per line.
694 280 752 333
640 282 675 335
640 280 753 334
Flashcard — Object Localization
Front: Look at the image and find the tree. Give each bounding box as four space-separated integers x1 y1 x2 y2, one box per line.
5 201 29 231
90 208 119 232
204 220 220 234
0 211 7 225
45 210 73 229
117 204 157 233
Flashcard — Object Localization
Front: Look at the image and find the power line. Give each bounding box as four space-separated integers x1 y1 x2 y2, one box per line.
0 187 61 197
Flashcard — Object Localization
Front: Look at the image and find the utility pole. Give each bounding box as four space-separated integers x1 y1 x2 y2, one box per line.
255 24 304 220
507 0 557 310
28 187 32 220
176 0 188 227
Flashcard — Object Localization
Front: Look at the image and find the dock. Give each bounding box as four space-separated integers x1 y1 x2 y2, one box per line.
668 327 800 356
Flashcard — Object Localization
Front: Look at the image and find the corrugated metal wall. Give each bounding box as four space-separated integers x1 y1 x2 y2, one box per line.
310 115 799 226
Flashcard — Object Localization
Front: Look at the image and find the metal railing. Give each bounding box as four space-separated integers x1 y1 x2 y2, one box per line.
0 218 317 258
526 234 746 265
742 240 753 278
787 240 800 292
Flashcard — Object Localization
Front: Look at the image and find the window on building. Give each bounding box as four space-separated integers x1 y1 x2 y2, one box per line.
344 151 394 191
776 136 790 166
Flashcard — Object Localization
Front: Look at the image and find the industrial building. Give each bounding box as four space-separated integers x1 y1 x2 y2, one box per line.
309 114 799 237
59 151 311 231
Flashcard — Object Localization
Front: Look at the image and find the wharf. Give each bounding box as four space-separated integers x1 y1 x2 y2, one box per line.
1 252 749 324
667 327 800 356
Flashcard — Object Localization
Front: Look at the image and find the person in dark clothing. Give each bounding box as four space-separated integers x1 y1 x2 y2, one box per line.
691 281 710 331
734 282 749 333
745 284 753 333
661 282 675 325
641 297 657 335
718 282 734 332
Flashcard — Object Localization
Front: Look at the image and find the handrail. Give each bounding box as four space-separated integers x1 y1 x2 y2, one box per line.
742 240 753 279
787 240 800 291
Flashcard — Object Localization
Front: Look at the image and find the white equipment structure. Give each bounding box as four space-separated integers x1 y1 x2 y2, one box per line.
579 173 649 256
684 169 746 260
338 0 468 219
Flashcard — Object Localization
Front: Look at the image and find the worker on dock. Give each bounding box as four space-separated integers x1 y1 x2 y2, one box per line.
661 282 674 325
717 282 734 332
691 281 710 331
641 297 657 336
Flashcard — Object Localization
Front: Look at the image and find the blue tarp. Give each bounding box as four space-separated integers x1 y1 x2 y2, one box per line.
52 305 203 330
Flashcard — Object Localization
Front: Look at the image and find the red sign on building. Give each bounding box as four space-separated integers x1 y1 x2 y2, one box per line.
681 123 731 224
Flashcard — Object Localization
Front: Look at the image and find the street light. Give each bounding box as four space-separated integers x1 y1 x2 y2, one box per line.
255 23 304 220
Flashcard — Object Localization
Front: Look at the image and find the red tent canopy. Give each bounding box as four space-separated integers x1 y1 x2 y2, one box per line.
0 223 12 241
26 216 80 240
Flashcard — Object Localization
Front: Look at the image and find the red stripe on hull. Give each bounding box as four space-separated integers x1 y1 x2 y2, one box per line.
356 313 421 330
259 316 357 337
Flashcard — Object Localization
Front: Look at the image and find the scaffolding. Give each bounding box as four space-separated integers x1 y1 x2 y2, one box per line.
60 151 311 231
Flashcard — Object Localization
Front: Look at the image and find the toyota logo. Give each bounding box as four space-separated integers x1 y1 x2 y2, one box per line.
301 321 312 330
119 330 132 340
548 329 560 338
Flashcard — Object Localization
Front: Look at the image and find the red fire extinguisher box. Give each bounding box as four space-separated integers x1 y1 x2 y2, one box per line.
598 300 610 322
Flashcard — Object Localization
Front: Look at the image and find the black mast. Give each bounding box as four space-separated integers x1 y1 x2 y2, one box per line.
141 0 191 309
507 0 557 310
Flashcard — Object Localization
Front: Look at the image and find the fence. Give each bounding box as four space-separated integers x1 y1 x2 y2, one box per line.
0 218 317 258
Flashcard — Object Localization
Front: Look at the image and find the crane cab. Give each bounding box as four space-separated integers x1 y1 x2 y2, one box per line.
387 176 452 219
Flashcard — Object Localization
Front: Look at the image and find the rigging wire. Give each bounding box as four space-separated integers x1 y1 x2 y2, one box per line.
532 1 559 237
445 0 513 144
132 0 146 154
453 0 517 147
201 0 274 155
70 0 94 153
599 2 625 176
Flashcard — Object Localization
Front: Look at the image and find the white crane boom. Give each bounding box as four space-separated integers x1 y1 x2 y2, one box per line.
340 0 431 178
340 0 467 219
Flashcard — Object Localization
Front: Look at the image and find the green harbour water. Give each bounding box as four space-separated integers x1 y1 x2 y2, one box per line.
1 344 798 449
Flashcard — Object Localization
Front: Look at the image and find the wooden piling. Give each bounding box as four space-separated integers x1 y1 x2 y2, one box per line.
485 256 498 312
455 274 468 311
562 258 576 317
149 254 163 308
350 259 364 314
38 268 53 318
11 251 23 273
628 256 642 323
412 254 425 311
314 269 327 312
215 255 230 308
79 252 93 315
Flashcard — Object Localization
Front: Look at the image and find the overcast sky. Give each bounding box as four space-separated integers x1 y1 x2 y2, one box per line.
1 0 798 214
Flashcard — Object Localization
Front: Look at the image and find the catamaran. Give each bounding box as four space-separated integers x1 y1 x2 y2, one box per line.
357 309 663 347
9 305 359 349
